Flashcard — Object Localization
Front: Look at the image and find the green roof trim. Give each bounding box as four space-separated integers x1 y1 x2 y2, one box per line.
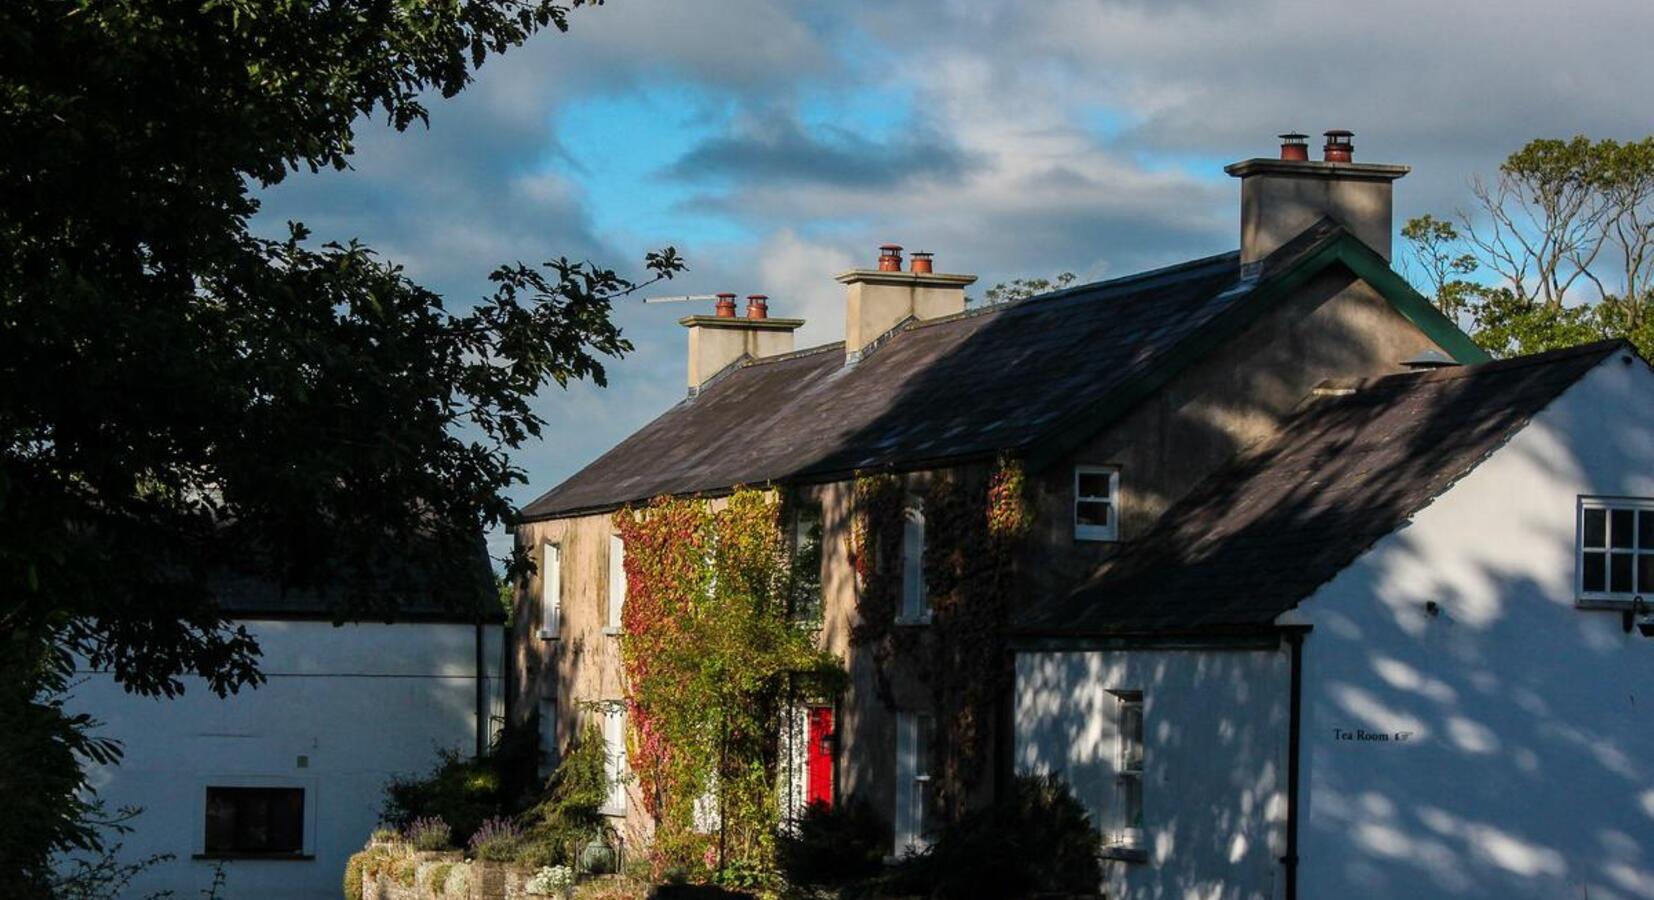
1025 229 1487 472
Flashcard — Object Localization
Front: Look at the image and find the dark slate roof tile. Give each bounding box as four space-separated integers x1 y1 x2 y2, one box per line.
1017 340 1627 634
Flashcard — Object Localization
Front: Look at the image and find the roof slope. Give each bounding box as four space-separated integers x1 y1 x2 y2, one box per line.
523 222 1478 520
1017 340 1627 635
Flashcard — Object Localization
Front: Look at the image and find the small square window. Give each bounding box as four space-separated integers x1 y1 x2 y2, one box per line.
1075 466 1120 542
204 787 304 856
1577 497 1654 605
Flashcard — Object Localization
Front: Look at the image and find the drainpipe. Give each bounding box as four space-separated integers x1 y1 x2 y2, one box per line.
1281 627 1309 900
475 621 487 757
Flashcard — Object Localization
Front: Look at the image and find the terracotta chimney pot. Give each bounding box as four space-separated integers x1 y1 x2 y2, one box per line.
745 294 769 319
1279 132 1309 161
714 292 738 317
878 244 903 272
1323 129 1354 163
910 251 934 274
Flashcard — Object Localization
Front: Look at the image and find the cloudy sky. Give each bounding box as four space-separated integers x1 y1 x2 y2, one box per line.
253 0 1654 556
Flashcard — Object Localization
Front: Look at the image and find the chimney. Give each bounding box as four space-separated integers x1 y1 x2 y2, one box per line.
1224 129 1409 265
836 245 976 363
680 293 804 394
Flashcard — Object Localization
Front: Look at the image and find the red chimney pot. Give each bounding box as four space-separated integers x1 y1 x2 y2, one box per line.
1278 132 1310 161
910 251 935 274
878 244 903 272
745 294 769 319
714 292 738 317
1323 129 1354 163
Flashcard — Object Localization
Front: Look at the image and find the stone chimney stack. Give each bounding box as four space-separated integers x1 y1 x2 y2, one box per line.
835 244 976 363
1224 130 1409 265
680 293 803 394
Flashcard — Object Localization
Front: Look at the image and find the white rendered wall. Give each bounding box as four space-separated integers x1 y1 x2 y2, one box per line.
1015 645 1291 900
1293 354 1654 898
68 620 505 900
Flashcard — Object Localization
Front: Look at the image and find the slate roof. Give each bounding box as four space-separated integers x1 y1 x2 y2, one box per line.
525 221 1473 520
1016 340 1627 636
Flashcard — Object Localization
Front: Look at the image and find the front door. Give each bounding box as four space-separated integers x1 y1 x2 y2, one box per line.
806 706 834 807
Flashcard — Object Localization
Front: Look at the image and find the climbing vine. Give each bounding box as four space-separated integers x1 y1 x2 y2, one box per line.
613 489 843 881
850 457 1030 821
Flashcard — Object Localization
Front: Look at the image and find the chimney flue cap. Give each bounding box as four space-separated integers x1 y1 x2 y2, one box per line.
878 244 904 272
910 251 934 274
745 294 769 319
714 292 738 317
1278 132 1310 161
1323 129 1354 163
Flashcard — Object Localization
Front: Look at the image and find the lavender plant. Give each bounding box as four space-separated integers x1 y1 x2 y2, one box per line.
403 816 453 852
468 816 526 862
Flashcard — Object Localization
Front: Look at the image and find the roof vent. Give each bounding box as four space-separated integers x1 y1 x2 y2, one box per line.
1402 349 1459 371
1323 129 1354 163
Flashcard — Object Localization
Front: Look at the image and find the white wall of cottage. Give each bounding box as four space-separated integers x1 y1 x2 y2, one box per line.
67 620 505 900
1294 351 1654 899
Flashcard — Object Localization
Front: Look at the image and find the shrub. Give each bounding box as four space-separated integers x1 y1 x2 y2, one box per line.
404 816 453 852
520 724 610 866
775 799 887 886
428 861 455 894
525 864 576 895
344 849 398 900
391 857 420 888
884 774 1101 899
370 826 401 844
383 748 505 846
469 816 526 862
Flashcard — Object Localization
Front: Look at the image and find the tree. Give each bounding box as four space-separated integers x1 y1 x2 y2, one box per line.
976 272 1078 305
1594 137 1654 328
0 0 684 885
1460 136 1609 309
1399 214 1480 318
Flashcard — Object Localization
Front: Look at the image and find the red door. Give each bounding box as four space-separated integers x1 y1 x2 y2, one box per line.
806 706 835 807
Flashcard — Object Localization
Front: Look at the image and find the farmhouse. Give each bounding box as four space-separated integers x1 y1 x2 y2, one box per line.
510 131 1654 897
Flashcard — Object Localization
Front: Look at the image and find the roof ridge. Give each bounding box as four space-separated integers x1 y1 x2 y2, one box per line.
740 340 846 367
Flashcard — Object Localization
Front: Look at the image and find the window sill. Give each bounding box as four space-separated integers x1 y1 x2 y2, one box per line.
893 617 933 627
1099 845 1148 864
192 852 313 862
1575 596 1646 611
537 628 559 641
602 626 624 637
1074 531 1120 543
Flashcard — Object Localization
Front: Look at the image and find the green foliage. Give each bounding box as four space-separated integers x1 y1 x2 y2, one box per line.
1400 214 1480 318
520 723 610 866
612 489 845 878
885 774 1101 900
391 857 420 887
977 272 1079 305
428 861 457 894
383 752 502 848
343 850 377 900
1 0 686 871
775 800 889 887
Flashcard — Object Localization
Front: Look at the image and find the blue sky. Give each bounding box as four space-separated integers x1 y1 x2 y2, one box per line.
251 0 1654 560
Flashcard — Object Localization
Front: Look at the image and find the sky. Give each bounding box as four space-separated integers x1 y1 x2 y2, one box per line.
251 0 1654 559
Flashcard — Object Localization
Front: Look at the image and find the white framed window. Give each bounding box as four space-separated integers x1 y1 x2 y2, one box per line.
601 704 628 816
539 542 561 640
539 691 559 777
606 534 627 634
1578 496 1654 606
893 711 935 855
1110 689 1145 850
898 499 929 624
1075 466 1120 542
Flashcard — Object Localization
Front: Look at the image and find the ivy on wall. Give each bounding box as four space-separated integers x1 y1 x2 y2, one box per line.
850 458 1030 821
612 489 843 881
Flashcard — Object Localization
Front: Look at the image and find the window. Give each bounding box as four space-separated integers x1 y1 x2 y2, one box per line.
1111 690 1145 850
1578 497 1654 604
607 535 626 633
893 711 935 854
203 787 305 857
1075 466 1120 541
539 542 561 639
789 501 824 624
601 704 628 815
899 499 929 623
537 683 558 779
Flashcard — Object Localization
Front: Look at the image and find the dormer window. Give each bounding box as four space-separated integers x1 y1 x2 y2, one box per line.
1578 496 1654 606
1075 466 1120 542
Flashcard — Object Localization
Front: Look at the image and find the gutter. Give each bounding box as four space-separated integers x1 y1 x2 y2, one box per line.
1281 626 1309 900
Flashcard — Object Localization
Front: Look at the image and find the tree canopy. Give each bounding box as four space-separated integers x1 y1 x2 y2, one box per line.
1403 135 1654 359
0 0 682 884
